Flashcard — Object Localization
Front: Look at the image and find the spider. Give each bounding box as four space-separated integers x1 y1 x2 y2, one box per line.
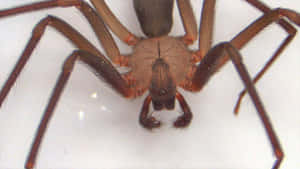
0 0 299 169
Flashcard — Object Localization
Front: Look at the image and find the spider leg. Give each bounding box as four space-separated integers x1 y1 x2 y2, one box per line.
0 15 101 107
191 7 300 108
194 0 216 62
90 0 139 45
176 0 198 45
234 0 298 113
0 0 80 17
0 0 137 107
26 50 132 169
192 42 283 169
229 8 300 67
192 1 299 112
0 15 133 168
78 2 132 66
0 1 133 66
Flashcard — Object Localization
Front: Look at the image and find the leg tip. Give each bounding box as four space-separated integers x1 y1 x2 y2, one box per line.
25 162 34 169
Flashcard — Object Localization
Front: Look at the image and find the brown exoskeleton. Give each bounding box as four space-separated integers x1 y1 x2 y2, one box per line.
0 0 299 169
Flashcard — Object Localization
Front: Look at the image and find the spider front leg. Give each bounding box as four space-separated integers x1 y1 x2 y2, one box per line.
189 6 300 169
189 42 284 169
0 14 101 107
0 0 138 65
192 0 299 113
0 0 136 107
0 10 133 168
233 0 298 113
26 50 132 169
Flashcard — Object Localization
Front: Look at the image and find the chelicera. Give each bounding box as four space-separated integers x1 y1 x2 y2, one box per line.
0 0 299 169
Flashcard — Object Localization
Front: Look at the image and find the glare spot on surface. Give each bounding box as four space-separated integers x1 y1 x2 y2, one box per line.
90 92 98 99
78 110 85 121
101 105 107 111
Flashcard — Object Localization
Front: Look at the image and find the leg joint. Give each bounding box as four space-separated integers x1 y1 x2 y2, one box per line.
32 16 54 38
63 50 81 73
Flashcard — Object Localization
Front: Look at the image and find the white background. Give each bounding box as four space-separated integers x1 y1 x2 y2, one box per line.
0 0 299 169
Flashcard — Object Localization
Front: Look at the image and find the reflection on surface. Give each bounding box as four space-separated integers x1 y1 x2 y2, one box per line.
101 105 108 112
78 110 85 121
90 92 98 99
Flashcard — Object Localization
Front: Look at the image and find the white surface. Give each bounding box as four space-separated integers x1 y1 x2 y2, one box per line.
0 0 299 169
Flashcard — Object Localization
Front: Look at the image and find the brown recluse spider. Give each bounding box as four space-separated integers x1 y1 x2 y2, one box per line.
0 0 299 169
